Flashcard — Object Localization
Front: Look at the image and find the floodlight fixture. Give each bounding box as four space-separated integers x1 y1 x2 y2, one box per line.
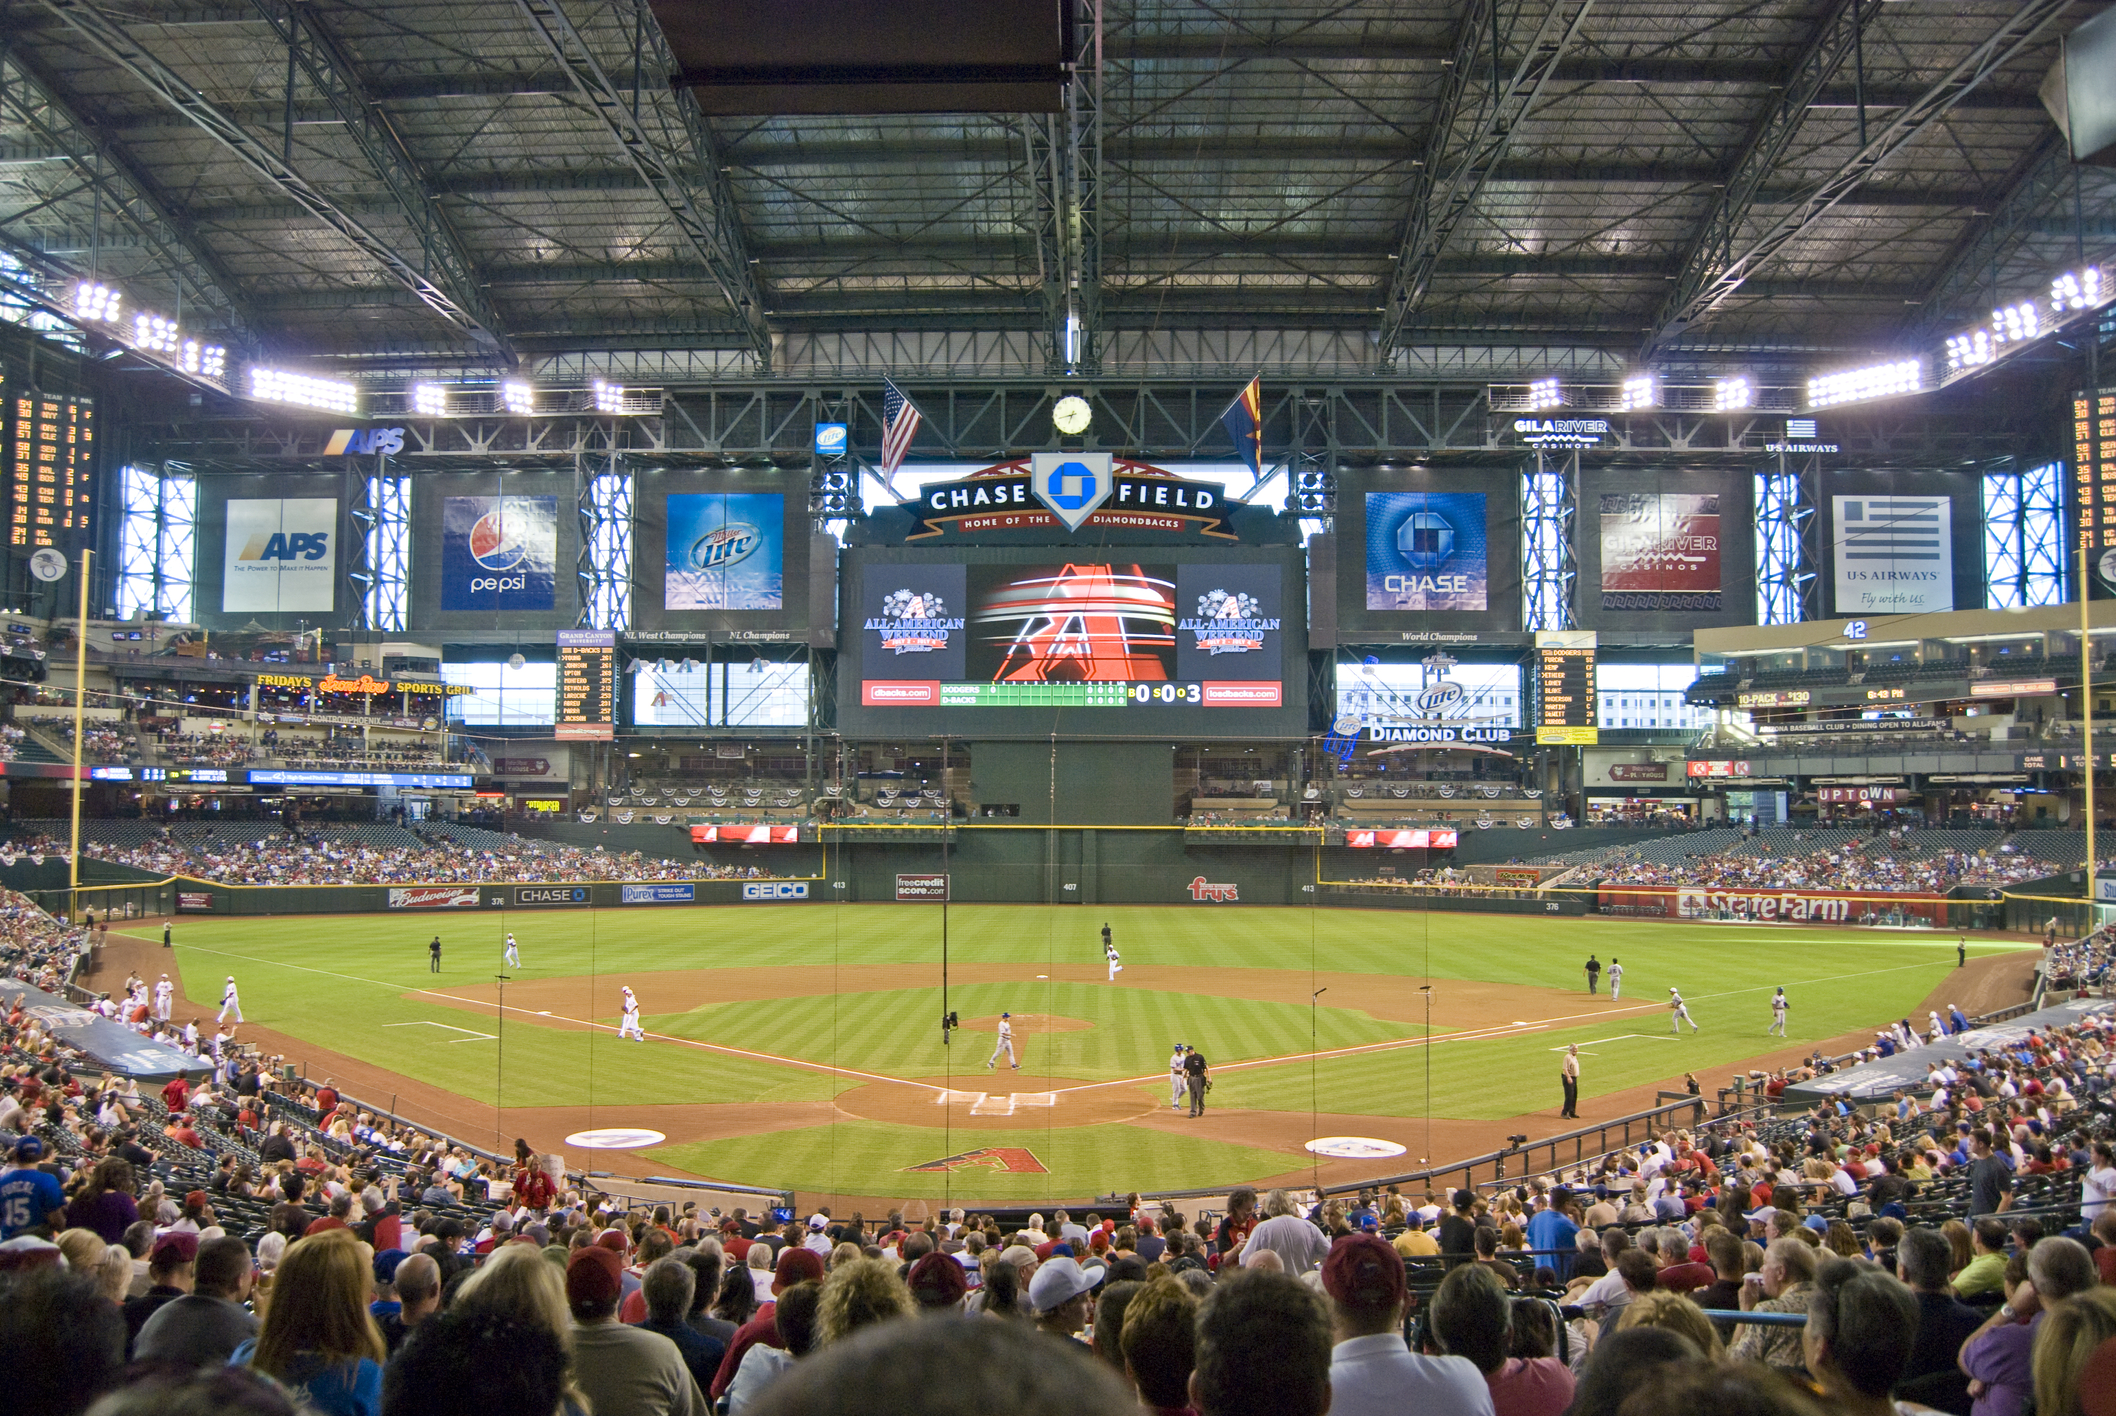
410 383 447 417
1526 377 1561 411
247 366 359 415
1807 358 1921 410
1618 373 1656 412
71 282 121 322
1712 376 1754 411
502 379 535 416
591 378 626 414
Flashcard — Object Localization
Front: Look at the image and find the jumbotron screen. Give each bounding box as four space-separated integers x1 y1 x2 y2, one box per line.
841 548 1305 734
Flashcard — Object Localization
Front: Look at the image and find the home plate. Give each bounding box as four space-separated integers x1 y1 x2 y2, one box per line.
1306 1136 1407 1160
563 1128 666 1149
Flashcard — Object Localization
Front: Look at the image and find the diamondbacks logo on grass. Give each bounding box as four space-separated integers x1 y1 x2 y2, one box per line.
903 1146 1048 1174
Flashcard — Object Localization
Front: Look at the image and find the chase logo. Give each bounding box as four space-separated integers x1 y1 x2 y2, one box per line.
1029 451 1114 532
238 531 330 562
689 523 762 572
1399 511 1455 566
742 881 810 900
322 428 405 456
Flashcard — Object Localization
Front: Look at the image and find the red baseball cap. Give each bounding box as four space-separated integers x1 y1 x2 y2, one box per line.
1321 1233 1405 1310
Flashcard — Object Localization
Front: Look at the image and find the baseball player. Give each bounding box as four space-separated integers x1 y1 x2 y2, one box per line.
618 986 644 1041
1169 1044 1189 1110
1668 986 1698 1035
153 975 173 1022
1105 938 1123 980
986 1012 1019 1071
182 1018 200 1048
1606 958 1623 1000
1768 987 1788 1036
504 932 521 969
217 976 242 1025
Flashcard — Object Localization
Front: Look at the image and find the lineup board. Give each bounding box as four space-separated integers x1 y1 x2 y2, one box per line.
10 391 93 549
2078 391 2116 560
1535 630 1598 745
555 629 617 740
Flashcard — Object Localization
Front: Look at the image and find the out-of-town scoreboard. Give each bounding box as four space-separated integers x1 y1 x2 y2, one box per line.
2078 389 2116 565
1535 630 1598 745
555 629 617 740
9 388 93 549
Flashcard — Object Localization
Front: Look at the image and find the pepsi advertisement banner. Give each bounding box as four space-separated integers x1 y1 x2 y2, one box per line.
1365 492 1487 612
664 493 784 610
441 496 556 612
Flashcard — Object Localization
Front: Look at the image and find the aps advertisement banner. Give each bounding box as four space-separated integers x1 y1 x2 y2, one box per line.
223 498 338 613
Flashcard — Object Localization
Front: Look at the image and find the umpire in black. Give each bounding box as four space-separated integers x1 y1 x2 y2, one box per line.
1184 1046 1210 1116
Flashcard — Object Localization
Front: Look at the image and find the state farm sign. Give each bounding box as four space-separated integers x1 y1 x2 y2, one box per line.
1188 876 1239 902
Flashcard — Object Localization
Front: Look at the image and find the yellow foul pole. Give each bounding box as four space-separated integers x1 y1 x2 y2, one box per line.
68 549 89 919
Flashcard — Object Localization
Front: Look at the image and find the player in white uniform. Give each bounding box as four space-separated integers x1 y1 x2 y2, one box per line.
618 986 644 1040
504 933 521 969
1668 986 1698 1035
1168 1044 1188 1110
1106 941 1122 980
1769 987 1789 1036
1607 958 1623 1000
153 975 174 1022
217 976 242 1025
985 1012 1019 1071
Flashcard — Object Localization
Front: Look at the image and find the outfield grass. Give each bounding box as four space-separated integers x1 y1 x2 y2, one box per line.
158 905 2032 1194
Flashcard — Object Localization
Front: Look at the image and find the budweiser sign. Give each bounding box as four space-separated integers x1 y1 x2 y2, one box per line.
388 886 482 909
1188 876 1240 902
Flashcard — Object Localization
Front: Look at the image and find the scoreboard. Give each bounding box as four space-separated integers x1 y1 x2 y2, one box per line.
2078 390 2116 564
1535 630 1598 745
555 629 616 740
9 391 93 549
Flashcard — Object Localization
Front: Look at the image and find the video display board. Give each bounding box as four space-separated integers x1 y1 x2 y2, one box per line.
1577 469 1753 631
1535 630 1598 745
842 546 1305 735
410 474 578 631
1819 471 1980 617
630 473 815 638
1335 473 1516 637
8 390 92 551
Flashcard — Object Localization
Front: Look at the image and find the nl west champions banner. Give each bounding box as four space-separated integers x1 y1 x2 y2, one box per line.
664 493 784 610
1599 492 1721 612
1365 492 1487 612
441 495 557 612
1833 495 1954 614
223 498 338 613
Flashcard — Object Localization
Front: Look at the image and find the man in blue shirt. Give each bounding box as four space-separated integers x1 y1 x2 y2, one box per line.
1524 1186 1581 1280
0 1136 66 1239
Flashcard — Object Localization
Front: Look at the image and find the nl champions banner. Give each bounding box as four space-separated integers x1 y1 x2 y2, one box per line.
1365 493 1487 611
664 493 784 610
223 498 338 613
1599 493 1721 612
441 495 557 612
1833 495 1954 614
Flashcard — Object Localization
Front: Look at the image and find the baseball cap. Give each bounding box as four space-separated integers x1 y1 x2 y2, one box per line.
373 1249 408 1284
1803 1214 1830 1233
809 1215 827 1231
150 1232 200 1267
0 1235 61 1272
1321 1233 1405 1310
1027 1256 1100 1312
906 1249 969 1305
773 1246 824 1294
999 1244 1038 1269
566 1246 622 1307
1749 1206 1778 1225
12 1136 44 1161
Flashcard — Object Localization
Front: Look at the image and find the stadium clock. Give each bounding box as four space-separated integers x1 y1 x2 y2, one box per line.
1052 394 1093 435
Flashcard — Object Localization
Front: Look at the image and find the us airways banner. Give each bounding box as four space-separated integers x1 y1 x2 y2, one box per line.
909 458 1235 540
224 498 338 613
1596 884 1948 926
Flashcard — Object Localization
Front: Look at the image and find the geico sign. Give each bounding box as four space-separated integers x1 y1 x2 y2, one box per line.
742 881 810 900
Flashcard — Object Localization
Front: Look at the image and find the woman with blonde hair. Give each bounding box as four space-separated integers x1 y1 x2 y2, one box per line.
452 1243 589 1415
815 1256 914 1346
1823 1221 1861 1259
2032 1287 2116 1416
1940 1219 1974 1276
236 1230 385 1416
1616 1289 1724 1357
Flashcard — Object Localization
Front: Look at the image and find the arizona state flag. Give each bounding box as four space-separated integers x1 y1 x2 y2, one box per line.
1220 376 1263 481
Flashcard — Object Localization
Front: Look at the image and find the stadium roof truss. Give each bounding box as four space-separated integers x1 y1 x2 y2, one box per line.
0 0 2110 385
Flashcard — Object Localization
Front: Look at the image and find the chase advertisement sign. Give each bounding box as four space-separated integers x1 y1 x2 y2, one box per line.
910 459 1234 541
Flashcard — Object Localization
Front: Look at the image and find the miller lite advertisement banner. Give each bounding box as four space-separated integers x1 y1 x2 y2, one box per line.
440 495 557 612
907 459 1234 541
664 492 784 610
222 498 338 613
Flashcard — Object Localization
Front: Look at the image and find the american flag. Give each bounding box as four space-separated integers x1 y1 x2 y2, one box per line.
880 378 922 478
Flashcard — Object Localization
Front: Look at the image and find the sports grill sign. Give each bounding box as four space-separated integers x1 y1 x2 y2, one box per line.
514 886 589 905
909 459 1234 540
896 873 950 901
388 886 480 909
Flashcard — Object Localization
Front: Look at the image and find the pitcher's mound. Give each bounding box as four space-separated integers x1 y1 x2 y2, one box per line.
962 1014 1092 1034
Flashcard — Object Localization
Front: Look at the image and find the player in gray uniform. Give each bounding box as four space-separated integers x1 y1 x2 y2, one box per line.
1168 1044 1188 1110
1669 986 1699 1034
986 1012 1019 1070
1607 958 1623 1000
1769 988 1789 1036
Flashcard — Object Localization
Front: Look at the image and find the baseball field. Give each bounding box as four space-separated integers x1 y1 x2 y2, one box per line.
122 904 2038 1205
